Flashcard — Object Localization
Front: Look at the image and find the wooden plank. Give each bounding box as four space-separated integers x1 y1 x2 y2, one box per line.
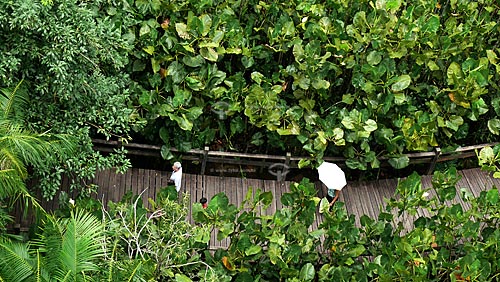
474 169 496 190
274 181 287 210
235 177 245 209
192 173 201 224
365 181 383 219
357 182 375 219
346 184 365 225
446 171 471 211
340 183 355 218
227 176 237 207
372 180 390 217
246 178 262 214
460 169 482 198
219 175 230 249
196 174 205 226
359 181 376 219
205 175 218 248
90 170 99 203
109 170 117 203
183 173 190 224
146 170 156 208
234 176 240 207
266 179 277 215
490 173 500 190
159 170 168 189
97 169 109 204
378 178 397 210
108 168 118 207
141 169 149 206
113 170 124 203
124 168 133 201
129 168 138 197
134 168 143 206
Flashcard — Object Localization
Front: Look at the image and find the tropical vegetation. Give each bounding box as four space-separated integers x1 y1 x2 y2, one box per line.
1 167 499 281
1 0 500 280
1 0 500 198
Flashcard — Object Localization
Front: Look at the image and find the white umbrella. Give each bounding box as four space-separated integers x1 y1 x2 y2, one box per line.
317 161 347 191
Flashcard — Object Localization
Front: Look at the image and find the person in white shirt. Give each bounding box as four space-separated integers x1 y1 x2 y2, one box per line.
170 161 183 192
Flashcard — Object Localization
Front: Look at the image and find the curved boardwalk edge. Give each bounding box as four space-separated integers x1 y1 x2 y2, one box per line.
10 168 500 249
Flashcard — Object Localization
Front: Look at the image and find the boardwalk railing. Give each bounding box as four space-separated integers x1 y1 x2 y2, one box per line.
93 139 499 176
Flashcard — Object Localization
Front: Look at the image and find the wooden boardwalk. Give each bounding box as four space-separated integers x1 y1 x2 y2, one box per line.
13 168 500 249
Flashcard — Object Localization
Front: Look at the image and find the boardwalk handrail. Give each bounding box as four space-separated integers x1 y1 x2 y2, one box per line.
92 139 499 175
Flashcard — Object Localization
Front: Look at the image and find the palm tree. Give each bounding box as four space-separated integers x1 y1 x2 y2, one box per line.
0 209 105 281
0 80 76 201
0 80 76 235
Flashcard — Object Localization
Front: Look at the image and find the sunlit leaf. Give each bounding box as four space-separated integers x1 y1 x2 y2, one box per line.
367 51 382 66
488 119 500 135
447 62 463 85
422 15 440 33
299 263 315 281
182 55 205 67
391 75 411 91
486 49 498 64
199 14 212 36
200 47 218 62
245 245 262 256
175 22 190 39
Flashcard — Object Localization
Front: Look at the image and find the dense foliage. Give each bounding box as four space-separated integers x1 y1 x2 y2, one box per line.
1 1 500 280
0 82 75 226
2 0 500 198
123 0 500 170
1 169 499 281
0 0 136 199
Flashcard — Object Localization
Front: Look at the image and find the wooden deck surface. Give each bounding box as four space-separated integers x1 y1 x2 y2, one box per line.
12 168 500 249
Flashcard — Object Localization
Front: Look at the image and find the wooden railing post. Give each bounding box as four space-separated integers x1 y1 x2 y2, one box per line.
427 147 441 175
276 152 291 181
283 152 291 181
285 152 291 167
200 146 209 175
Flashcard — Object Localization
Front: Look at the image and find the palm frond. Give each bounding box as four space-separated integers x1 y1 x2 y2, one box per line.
37 210 105 281
0 148 27 179
0 168 26 198
32 214 64 277
61 210 105 272
0 241 35 282
0 126 76 171
0 80 29 122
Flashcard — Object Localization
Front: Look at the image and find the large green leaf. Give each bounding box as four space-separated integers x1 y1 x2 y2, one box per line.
388 156 410 169
182 55 205 67
447 62 464 85
199 14 212 36
299 263 315 281
175 274 193 282
168 113 193 131
175 23 191 39
391 75 411 92
200 47 218 62
367 51 382 66
487 119 500 135
422 15 440 33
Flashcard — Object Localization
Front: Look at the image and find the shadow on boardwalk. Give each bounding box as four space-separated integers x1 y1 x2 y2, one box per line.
12 168 500 249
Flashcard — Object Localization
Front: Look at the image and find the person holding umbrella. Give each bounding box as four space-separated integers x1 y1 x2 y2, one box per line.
317 161 347 209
